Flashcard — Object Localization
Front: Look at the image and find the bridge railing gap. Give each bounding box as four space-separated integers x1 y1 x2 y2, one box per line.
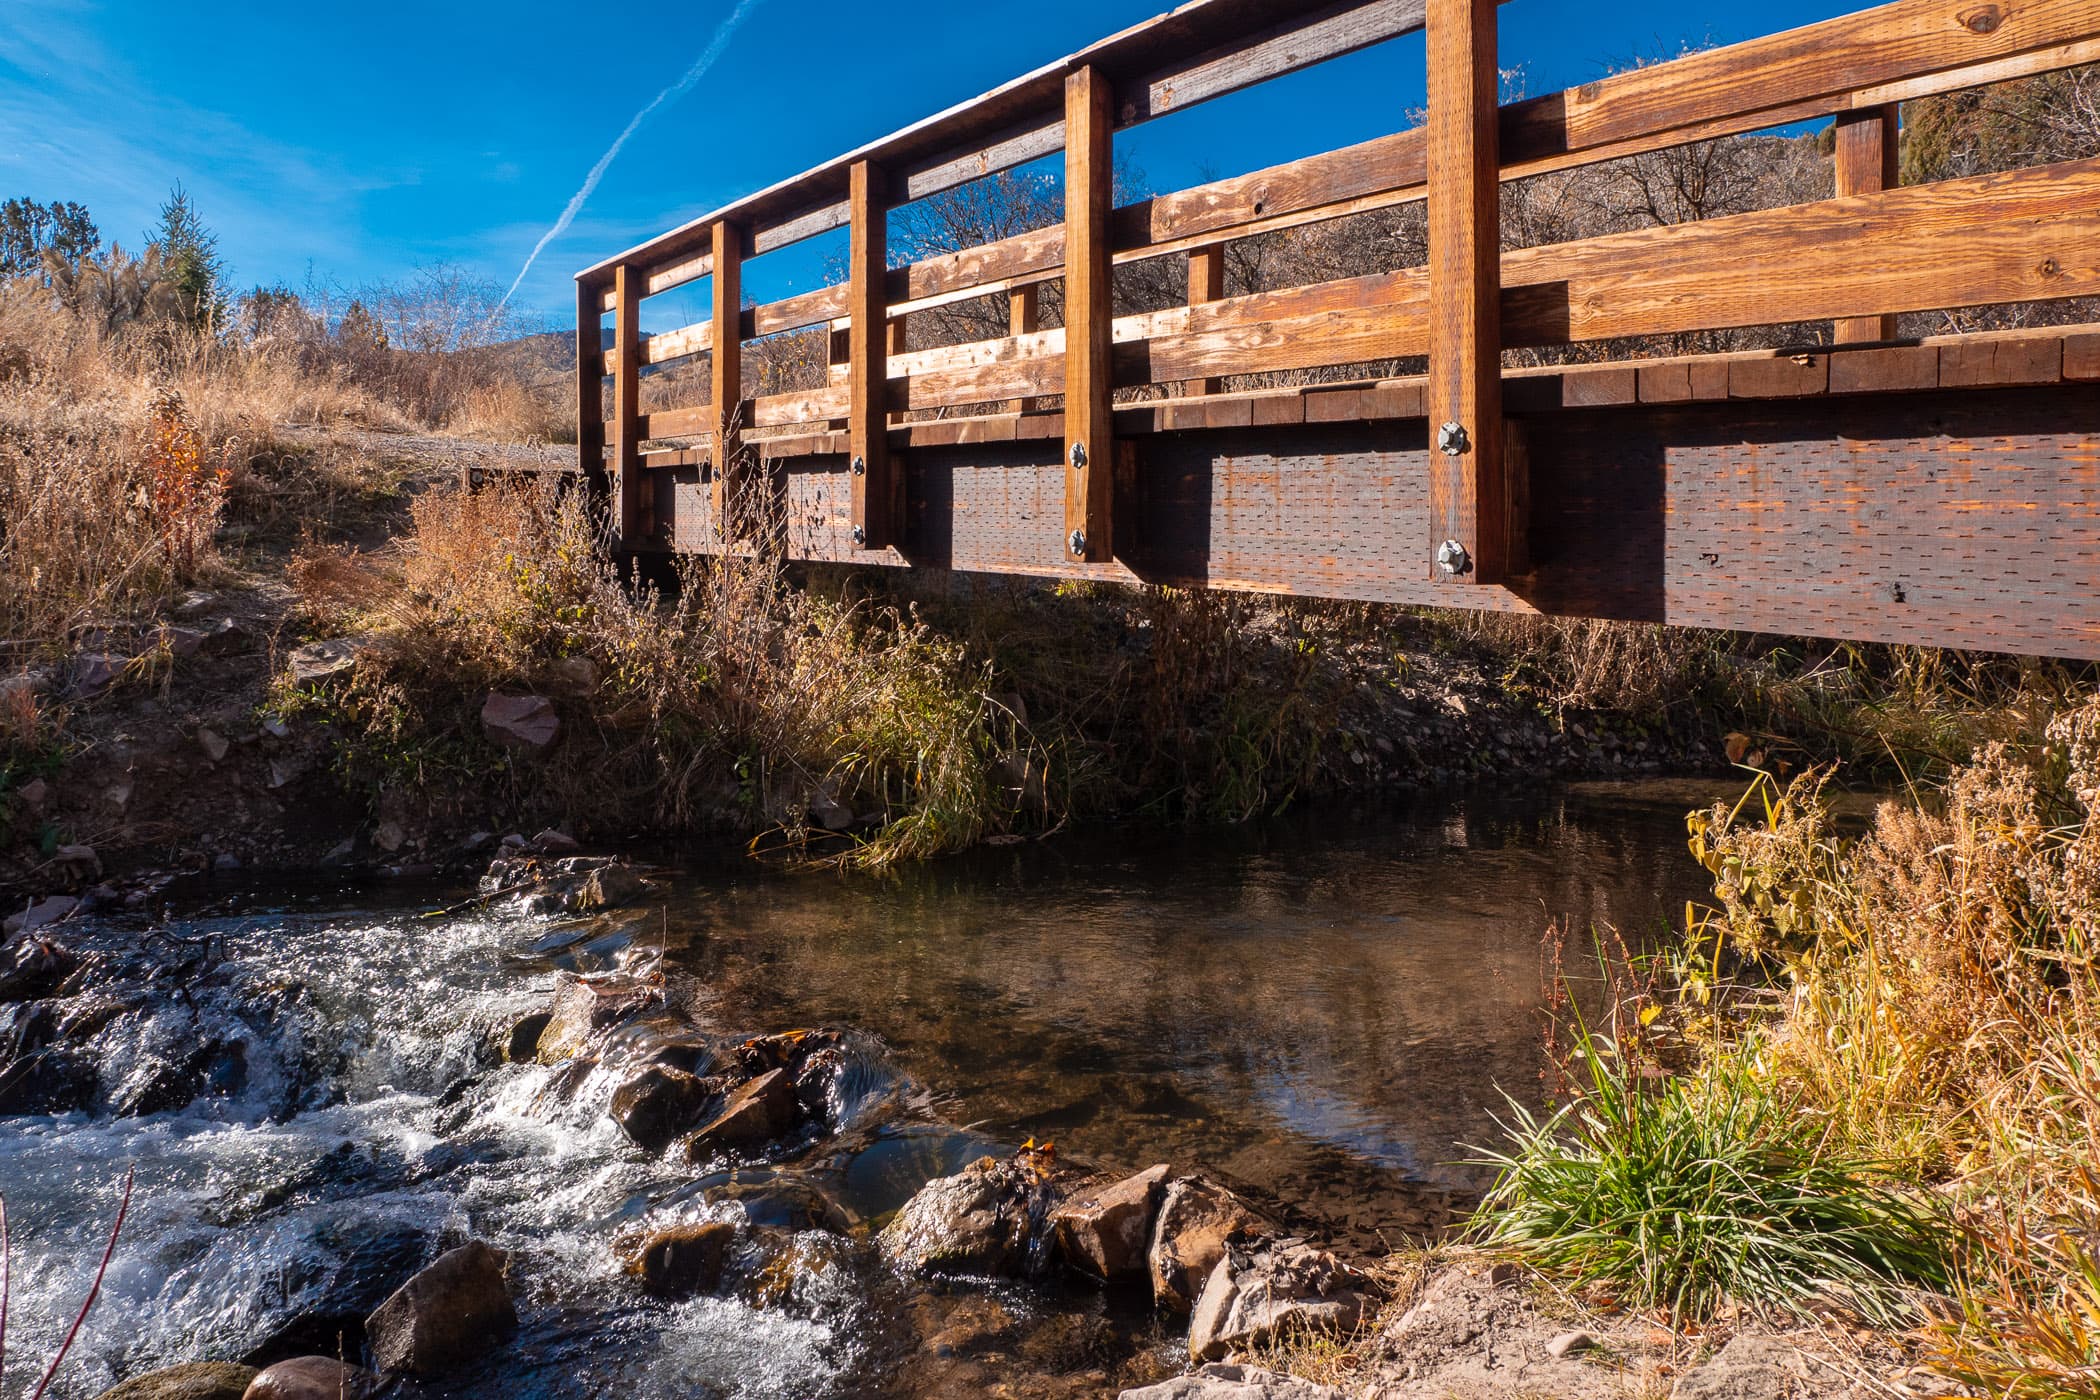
574 0 2100 658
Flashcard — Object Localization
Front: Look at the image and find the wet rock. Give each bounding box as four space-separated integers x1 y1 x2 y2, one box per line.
237 1215 436 1368
569 861 647 912
110 1040 246 1117
364 1239 517 1376
531 828 580 853
742 1229 849 1311
1119 1363 1346 1400
0 1045 98 1114
243 1357 385 1400
1150 1175 1268 1314
481 693 559 752
1051 1163 1170 1281
611 1063 714 1154
881 1153 1068 1278
286 638 369 684
710 1176 853 1234
1188 1240 1377 1362
624 1219 735 1298
684 1067 799 1160
503 1010 551 1063
92 1361 258 1400
535 973 657 1063
0 931 81 992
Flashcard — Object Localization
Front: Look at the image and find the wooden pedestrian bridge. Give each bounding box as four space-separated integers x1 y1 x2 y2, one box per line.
573 0 2100 659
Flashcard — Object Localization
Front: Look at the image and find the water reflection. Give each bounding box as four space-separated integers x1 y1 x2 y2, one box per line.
662 784 1720 1246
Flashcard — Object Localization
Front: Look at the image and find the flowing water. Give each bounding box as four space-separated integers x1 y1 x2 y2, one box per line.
0 780 1730 1399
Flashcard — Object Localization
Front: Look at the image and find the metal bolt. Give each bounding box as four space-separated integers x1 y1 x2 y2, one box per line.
1436 539 1472 577
851 525 867 546
1069 441 1088 469
1436 421 1470 457
850 456 866 476
1069 528 1088 558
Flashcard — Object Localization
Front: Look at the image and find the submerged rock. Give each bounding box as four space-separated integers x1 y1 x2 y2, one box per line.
535 973 657 1064
364 1239 517 1376
624 1219 736 1298
0 1043 97 1114
0 931 81 993
92 1361 256 1400
881 1153 1070 1278
242 1357 385 1400
684 1067 799 1160
1150 1175 1269 1314
611 1063 714 1154
1051 1163 1170 1281
1188 1240 1377 1362
1120 1363 1346 1399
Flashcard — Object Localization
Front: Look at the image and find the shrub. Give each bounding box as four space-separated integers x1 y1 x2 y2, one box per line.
1473 1015 1948 1325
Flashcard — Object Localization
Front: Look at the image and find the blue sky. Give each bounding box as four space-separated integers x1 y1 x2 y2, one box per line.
2 0 1864 333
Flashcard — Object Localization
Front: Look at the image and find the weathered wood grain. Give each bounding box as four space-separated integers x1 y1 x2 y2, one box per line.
849 160 897 551
710 220 744 534
613 264 645 545
1834 106 1901 343
1064 65 1115 564
575 279 606 507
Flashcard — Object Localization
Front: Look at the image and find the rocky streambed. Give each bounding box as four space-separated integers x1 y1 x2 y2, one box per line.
3 788 1770 1399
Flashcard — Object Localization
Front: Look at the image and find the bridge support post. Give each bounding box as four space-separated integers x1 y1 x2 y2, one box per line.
575 277 608 530
1185 244 1224 397
611 263 648 548
1008 285 1039 414
850 160 898 551
1063 63 1115 565
1834 105 1901 343
1425 0 1508 585
710 220 745 540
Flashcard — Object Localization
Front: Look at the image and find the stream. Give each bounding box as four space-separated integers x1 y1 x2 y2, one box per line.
0 780 1727 1399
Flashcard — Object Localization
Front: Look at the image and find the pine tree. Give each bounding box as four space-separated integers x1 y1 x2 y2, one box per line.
154 183 225 330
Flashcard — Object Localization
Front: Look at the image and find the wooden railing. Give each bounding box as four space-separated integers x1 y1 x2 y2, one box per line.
576 0 2100 581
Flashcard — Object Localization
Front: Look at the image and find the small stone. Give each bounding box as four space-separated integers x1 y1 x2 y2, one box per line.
213 853 242 873
198 727 231 762
482 693 560 752
372 821 406 854
200 618 253 657
15 777 48 814
54 843 101 877
684 1068 799 1159
364 1240 516 1376
242 1357 384 1400
460 831 494 852
1547 1330 1597 1359
68 652 121 698
286 638 368 684
1188 1240 1376 1363
1151 1176 1267 1314
625 1220 735 1297
319 838 356 868
504 1011 552 1063
262 717 292 739
268 758 304 789
103 775 134 810
90 1360 256 1400
531 828 580 853
569 862 646 911
1117 1363 1346 1399
157 625 206 659
547 656 599 696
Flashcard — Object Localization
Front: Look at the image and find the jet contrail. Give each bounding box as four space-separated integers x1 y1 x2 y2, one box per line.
500 0 765 312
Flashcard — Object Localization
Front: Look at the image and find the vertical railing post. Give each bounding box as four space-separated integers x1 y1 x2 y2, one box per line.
1184 245 1224 397
1063 64 1114 564
1834 105 1900 343
612 263 646 548
1425 0 1507 585
849 160 897 551
709 220 744 538
1008 284 1039 414
575 277 608 524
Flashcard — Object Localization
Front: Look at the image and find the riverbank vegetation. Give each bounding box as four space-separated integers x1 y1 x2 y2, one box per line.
1458 695 2100 1393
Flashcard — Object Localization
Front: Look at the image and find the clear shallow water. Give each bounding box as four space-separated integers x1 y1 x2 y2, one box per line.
0 780 1726 1399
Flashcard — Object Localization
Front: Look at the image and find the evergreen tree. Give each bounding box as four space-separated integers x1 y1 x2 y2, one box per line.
0 197 100 278
154 183 225 329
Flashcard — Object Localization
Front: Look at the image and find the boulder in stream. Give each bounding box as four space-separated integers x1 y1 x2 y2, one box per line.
535 972 657 1063
0 933 81 997
623 1219 736 1297
610 1063 715 1154
1150 1175 1270 1314
1050 1163 1170 1281
91 1362 256 1400
683 1067 799 1160
0 1043 98 1114
1187 1239 1377 1362
364 1239 517 1376
881 1152 1071 1278
242 1357 386 1400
